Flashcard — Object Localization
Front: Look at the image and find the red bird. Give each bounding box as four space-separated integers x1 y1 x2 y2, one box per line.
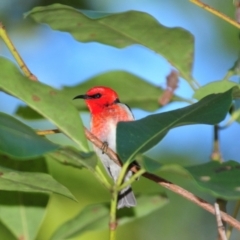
74 86 136 209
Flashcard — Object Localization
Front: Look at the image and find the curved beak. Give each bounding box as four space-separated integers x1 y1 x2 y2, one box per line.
73 94 89 100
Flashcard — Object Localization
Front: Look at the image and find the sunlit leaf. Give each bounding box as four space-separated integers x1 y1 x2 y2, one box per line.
64 71 188 112
0 192 48 240
193 80 239 100
0 57 89 152
16 71 189 119
50 193 167 239
50 203 109 240
26 4 194 82
0 157 48 240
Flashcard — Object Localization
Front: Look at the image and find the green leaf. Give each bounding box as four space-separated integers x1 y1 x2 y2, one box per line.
50 193 168 239
135 157 240 200
0 156 76 201
50 203 109 240
117 193 168 225
117 87 238 163
47 147 97 170
0 57 89 152
193 80 239 100
64 71 188 112
0 112 58 159
0 157 49 240
0 192 48 240
136 157 240 200
15 106 43 120
185 160 240 200
136 155 162 173
16 71 189 119
26 4 194 82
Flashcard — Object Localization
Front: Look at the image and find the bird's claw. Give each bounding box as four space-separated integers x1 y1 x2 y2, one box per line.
101 141 108 154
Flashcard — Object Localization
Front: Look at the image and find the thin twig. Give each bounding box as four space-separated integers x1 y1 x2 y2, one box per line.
211 125 223 162
118 168 146 191
36 128 240 231
36 129 61 135
215 203 227 240
0 22 37 81
190 0 240 29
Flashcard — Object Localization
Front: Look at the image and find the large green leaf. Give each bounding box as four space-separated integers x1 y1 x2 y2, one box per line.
185 160 240 200
16 71 189 119
0 192 48 240
50 203 109 240
137 156 240 200
193 80 239 100
15 107 43 120
26 4 194 82
0 112 58 159
0 57 89 152
0 157 48 240
50 193 168 239
117 88 238 163
0 156 76 201
47 147 97 170
63 71 188 112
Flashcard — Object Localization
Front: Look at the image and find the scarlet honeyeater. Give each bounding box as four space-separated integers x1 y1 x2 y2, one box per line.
74 86 136 208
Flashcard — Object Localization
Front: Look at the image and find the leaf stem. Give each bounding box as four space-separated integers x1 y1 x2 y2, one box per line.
211 125 223 162
117 168 145 191
109 161 131 239
95 165 112 189
37 127 240 231
116 161 131 187
109 187 118 240
0 22 37 81
190 0 240 29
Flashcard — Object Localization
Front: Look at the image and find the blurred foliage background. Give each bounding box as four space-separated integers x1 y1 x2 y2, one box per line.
0 0 240 239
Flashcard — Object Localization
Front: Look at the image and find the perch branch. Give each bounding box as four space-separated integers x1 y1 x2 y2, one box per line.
214 203 227 240
36 128 240 231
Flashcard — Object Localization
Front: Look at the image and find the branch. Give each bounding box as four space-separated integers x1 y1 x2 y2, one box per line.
37 128 240 231
190 0 240 29
84 128 240 231
214 203 227 240
0 22 37 81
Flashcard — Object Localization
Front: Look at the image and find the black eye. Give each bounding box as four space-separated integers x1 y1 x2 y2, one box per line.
93 93 101 99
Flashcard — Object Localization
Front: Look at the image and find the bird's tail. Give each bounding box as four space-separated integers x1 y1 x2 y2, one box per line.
117 186 136 209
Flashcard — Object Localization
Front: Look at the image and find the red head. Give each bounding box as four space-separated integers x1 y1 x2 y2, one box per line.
73 86 120 114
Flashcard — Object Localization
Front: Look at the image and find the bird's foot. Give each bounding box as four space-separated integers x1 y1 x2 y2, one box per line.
101 141 108 154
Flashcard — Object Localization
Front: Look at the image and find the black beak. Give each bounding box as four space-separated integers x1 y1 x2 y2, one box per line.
73 94 89 100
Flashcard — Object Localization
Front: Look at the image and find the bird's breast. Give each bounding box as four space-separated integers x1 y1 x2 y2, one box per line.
90 103 134 148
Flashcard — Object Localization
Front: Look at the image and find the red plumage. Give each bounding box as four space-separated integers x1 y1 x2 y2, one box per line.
74 86 136 208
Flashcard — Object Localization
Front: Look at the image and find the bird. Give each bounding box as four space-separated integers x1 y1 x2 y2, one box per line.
73 86 136 209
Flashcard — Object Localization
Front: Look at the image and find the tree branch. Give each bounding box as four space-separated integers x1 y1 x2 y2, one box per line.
37 127 240 231
84 128 240 231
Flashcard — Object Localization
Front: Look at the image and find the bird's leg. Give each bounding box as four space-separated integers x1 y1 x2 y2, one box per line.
101 141 108 154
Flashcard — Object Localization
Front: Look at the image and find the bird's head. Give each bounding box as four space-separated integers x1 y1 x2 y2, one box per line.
73 86 120 114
